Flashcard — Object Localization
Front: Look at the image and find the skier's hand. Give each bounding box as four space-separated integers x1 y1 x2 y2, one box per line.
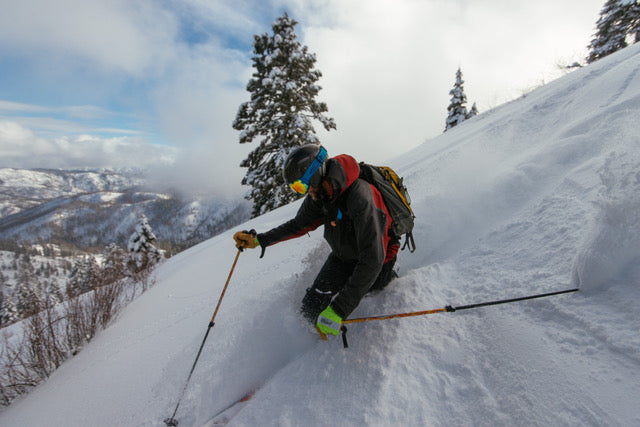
233 230 259 250
316 306 343 337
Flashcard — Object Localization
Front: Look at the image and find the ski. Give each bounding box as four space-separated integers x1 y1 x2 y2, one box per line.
204 389 256 426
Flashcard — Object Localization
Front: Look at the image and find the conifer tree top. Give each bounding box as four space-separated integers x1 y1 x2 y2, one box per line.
233 13 335 218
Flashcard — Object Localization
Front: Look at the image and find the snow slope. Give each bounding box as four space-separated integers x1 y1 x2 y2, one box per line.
2 44 640 426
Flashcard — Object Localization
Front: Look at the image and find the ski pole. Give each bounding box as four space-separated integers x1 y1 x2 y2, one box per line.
343 288 579 325
336 288 578 348
164 248 242 427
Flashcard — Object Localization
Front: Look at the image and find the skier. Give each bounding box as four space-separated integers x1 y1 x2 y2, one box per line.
233 144 399 337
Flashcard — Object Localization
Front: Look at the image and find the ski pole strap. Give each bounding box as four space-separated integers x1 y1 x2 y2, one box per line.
401 232 416 253
341 326 348 348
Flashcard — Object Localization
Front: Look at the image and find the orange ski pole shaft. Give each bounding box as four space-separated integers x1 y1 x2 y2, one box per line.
343 307 448 324
208 248 242 326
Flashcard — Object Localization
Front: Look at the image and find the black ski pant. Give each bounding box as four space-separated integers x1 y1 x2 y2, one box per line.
300 253 397 322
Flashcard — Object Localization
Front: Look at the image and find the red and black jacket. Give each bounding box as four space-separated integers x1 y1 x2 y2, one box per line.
258 154 399 318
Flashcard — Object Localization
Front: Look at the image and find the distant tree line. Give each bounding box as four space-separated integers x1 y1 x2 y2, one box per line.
0 216 164 407
0 216 164 327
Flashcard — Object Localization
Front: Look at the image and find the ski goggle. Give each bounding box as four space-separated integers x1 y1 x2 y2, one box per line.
288 146 327 195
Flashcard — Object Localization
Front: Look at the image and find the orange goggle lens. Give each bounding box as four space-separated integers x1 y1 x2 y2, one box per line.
289 180 309 195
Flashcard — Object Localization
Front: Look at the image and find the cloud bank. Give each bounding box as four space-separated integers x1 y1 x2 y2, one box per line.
0 120 175 170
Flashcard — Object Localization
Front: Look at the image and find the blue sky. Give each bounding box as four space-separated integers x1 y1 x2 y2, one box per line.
0 0 606 195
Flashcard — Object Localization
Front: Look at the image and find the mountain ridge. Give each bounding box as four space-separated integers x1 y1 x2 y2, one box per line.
0 167 250 250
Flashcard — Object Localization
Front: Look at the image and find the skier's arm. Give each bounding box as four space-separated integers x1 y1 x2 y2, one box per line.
255 197 323 254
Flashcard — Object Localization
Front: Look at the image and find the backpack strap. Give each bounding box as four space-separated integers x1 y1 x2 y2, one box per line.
402 232 416 253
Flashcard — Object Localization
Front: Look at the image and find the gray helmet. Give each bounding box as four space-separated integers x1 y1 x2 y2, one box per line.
283 144 327 186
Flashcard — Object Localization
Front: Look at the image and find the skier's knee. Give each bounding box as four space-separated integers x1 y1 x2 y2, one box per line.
300 287 333 322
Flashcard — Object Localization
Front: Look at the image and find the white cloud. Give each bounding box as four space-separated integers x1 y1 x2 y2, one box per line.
0 100 50 114
146 39 253 195
0 0 178 76
0 120 175 170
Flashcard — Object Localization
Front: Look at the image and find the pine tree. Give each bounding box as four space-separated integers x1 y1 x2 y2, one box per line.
445 68 469 131
627 0 640 42
233 13 336 217
467 102 479 119
1 291 19 325
67 258 83 298
102 243 127 284
0 285 6 326
16 282 41 318
85 256 99 289
16 254 43 316
127 216 164 273
587 0 636 63
47 281 64 304
67 256 99 297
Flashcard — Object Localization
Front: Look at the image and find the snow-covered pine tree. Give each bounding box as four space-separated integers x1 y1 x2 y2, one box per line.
467 102 479 119
102 243 127 284
127 216 164 273
67 256 99 297
47 281 64 304
444 68 469 131
15 254 44 316
233 13 336 217
1 293 18 325
587 0 635 63
626 0 640 42
67 258 84 298
0 285 11 326
16 282 41 318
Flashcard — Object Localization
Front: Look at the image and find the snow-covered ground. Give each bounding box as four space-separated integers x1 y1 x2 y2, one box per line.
2 44 640 426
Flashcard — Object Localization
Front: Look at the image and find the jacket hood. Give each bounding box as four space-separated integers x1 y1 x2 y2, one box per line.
325 155 360 197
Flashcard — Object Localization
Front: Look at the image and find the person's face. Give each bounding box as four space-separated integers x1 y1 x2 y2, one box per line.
308 179 334 202
308 184 321 201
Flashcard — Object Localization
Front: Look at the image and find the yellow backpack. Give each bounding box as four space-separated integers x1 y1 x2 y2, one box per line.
359 163 416 252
